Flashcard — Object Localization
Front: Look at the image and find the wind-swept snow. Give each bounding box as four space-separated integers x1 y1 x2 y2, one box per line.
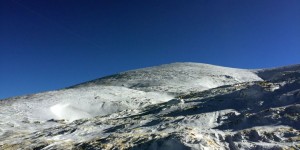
0 62 262 123
71 62 262 94
0 86 173 124
1 62 299 150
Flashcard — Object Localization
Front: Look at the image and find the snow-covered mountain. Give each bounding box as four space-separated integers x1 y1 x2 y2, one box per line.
0 62 299 150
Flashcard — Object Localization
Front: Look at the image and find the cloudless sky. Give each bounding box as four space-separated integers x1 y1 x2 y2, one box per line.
0 0 299 99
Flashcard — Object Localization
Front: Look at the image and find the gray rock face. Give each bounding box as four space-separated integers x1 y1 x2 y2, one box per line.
0 63 300 150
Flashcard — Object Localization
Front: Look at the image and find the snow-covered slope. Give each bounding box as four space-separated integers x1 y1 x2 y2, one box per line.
1 62 299 150
0 63 262 123
70 63 262 94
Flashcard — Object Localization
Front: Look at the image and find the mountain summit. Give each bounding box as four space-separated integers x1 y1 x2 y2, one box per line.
70 63 262 92
1 62 300 150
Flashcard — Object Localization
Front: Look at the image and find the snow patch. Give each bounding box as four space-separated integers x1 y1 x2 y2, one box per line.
50 103 92 121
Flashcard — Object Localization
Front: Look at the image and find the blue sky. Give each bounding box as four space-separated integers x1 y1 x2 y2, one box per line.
0 0 299 99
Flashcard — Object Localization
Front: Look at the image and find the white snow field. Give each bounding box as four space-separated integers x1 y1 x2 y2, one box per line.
1 62 300 150
0 63 262 123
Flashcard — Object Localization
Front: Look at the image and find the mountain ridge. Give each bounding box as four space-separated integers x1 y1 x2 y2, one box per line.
1 62 299 150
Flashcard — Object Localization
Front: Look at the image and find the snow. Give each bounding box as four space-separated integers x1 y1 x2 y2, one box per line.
0 63 262 123
71 63 262 94
1 86 174 124
50 103 93 121
1 62 299 149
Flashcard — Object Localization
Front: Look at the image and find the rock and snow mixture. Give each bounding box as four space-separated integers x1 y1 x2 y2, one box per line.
0 62 299 150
